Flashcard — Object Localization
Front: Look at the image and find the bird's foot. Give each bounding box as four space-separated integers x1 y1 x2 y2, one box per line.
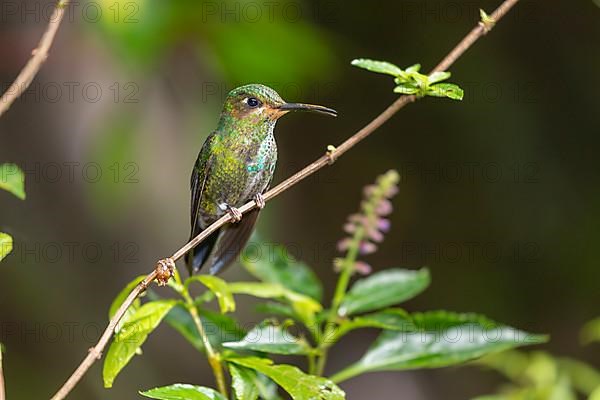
226 205 243 222
326 145 338 165
254 193 266 209
155 257 175 286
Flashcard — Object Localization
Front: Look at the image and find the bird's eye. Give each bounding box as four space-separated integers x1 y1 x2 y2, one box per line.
246 97 261 108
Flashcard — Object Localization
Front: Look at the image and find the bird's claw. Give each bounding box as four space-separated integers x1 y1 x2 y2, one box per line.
227 205 243 222
326 145 337 165
254 193 266 209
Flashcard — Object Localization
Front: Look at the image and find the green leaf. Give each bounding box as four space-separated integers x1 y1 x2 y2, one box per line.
103 300 176 388
335 309 412 340
330 321 547 383
406 64 421 73
140 384 226 400
224 320 313 355
428 71 452 84
351 59 404 77
410 311 498 331
581 317 600 345
228 364 282 400
109 276 146 318
427 83 465 100
242 244 322 301
591 386 600 400
255 302 297 320
187 275 235 314
227 356 345 400
0 164 25 200
108 275 146 333
339 268 430 316
0 233 13 262
559 358 600 395
229 364 260 400
480 9 496 30
164 305 245 352
229 282 322 327
393 83 420 95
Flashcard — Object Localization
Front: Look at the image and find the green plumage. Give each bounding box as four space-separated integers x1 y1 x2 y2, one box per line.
186 84 337 275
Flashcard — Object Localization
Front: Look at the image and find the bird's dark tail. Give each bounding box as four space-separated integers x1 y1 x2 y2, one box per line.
185 227 220 275
206 209 260 275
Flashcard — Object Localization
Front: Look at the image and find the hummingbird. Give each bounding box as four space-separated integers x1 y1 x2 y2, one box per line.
186 84 337 275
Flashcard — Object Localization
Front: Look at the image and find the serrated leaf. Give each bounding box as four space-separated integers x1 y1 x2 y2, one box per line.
427 83 464 100
165 305 245 352
224 320 313 355
140 384 226 400
411 311 498 331
0 164 25 200
103 300 176 388
330 320 547 383
410 72 430 88
227 356 345 400
0 233 13 262
255 302 297 320
229 364 260 400
242 244 322 301
229 282 322 327
187 275 235 314
335 309 412 341
428 71 452 84
339 268 430 316
393 84 420 95
406 64 421 73
351 59 404 77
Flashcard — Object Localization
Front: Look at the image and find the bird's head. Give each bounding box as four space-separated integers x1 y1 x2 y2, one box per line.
221 84 337 124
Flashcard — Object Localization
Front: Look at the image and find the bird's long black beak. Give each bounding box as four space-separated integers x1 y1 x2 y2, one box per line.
278 103 338 117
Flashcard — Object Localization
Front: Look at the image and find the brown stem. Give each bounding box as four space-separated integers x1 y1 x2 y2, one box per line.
49 0 520 398
49 271 158 400
0 0 70 118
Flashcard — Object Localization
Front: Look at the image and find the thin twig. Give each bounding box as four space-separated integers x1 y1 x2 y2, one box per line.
0 0 70 118
49 0 520 398
49 271 158 400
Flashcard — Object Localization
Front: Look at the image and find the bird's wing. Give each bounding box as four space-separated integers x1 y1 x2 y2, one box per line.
187 132 219 274
190 131 217 230
206 163 274 275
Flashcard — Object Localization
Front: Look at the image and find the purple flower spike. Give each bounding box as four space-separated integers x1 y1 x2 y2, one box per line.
359 241 377 255
377 218 391 232
337 238 352 252
363 185 376 197
354 261 372 275
344 223 356 234
376 199 393 216
368 228 384 243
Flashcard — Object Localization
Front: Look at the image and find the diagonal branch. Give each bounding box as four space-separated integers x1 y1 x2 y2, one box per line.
49 0 520 398
0 0 70 118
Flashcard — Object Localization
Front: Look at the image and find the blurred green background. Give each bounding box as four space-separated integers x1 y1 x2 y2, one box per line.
1 0 599 398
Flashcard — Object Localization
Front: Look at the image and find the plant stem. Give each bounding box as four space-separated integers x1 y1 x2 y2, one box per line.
316 227 365 376
182 292 228 397
0 0 70 117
